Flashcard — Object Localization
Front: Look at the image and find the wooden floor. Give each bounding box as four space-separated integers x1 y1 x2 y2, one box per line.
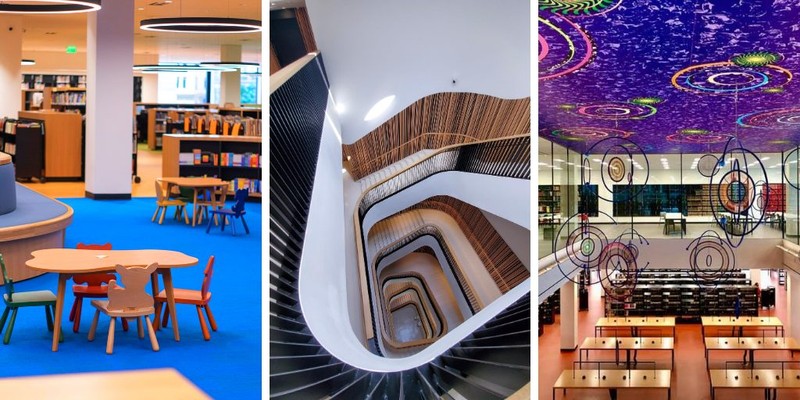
538 271 798 400
20 144 160 198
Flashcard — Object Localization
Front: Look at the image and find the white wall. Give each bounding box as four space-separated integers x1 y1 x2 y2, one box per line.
481 210 530 270
306 0 530 144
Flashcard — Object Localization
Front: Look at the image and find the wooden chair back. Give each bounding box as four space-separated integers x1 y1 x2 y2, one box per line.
74 243 115 285
107 263 158 312
201 256 215 299
0 253 14 301
154 180 167 202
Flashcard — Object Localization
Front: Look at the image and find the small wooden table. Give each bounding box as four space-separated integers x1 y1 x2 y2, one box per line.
594 317 676 341
580 337 675 369
159 177 227 227
552 369 671 400
701 316 784 339
709 369 800 400
663 212 686 235
704 337 800 369
0 368 211 399
26 248 198 351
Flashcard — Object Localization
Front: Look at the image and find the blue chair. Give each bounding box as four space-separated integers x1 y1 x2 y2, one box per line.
0 253 62 344
206 188 250 235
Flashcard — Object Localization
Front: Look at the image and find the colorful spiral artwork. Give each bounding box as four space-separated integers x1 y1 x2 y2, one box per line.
737 107 800 129
671 61 791 95
539 0 623 17
572 101 657 120
539 14 595 80
687 230 735 285
665 129 732 144
550 126 632 142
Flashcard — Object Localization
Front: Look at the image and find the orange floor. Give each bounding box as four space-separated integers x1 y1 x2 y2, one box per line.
538 271 800 400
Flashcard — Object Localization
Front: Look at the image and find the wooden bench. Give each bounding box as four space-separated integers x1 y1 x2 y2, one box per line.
580 337 675 369
709 369 800 400
552 369 671 400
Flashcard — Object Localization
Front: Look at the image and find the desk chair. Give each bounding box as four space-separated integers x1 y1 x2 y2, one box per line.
196 185 228 226
0 254 61 345
69 243 129 333
153 179 189 225
154 256 217 340
206 188 249 235
88 263 159 355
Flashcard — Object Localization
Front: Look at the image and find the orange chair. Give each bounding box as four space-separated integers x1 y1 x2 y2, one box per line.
155 256 216 340
153 179 189 224
69 243 128 333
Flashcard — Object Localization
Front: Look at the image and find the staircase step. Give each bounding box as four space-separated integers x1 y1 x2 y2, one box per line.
270 340 321 357
329 370 373 399
270 354 332 374
429 362 505 400
270 362 345 394
450 345 530 366
270 300 302 319
460 330 530 347
269 313 306 332
439 354 529 393
270 367 357 400
270 327 313 343
473 317 530 338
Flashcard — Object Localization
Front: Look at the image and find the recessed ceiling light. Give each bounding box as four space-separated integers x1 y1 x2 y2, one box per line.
553 158 564 162
762 157 771 161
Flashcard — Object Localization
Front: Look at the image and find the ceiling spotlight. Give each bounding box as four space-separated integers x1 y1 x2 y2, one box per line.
0 0 101 14
140 17 261 33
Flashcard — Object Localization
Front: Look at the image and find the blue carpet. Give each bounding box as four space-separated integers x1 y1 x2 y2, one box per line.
0 197 261 399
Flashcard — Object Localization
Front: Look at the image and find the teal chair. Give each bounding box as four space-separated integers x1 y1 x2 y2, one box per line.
0 254 61 344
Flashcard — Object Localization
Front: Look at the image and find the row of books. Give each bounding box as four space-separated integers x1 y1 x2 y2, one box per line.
51 92 86 105
178 150 261 168
1 119 42 135
229 178 261 194
183 115 261 137
2 142 16 155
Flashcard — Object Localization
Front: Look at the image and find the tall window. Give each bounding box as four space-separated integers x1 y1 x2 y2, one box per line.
157 71 208 104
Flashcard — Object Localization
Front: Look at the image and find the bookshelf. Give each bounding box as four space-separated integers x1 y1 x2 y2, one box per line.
606 269 758 319
18 111 83 180
45 87 87 113
162 134 262 198
147 108 211 150
20 89 44 111
218 106 262 119
538 185 561 222
764 183 786 212
0 119 45 181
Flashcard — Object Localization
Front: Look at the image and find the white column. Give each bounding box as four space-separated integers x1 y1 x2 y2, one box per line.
560 280 578 350
219 44 241 107
0 16 22 118
85 0 134 198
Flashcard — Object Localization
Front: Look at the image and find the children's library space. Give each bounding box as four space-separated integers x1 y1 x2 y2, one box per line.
0 2 262 399
539 2 800 399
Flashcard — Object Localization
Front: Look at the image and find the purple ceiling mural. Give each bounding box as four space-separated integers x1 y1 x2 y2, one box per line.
538 1 800 154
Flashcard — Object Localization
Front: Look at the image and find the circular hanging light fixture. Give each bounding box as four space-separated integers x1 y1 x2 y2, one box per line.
199 61 261 69
21 59 36 66
0 0 101 14
133 63 237 73
139 17 261 33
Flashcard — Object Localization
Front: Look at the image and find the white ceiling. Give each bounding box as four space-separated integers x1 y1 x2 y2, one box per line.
19 0 262 67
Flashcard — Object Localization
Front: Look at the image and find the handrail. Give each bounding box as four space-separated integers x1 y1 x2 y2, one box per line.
346 132 484 179
270 52 319 94
353 134 530 343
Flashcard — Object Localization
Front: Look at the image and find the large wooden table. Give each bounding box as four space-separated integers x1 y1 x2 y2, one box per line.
701 316 784 339
0 368 210 399
552 369 671 400
159 177 227 227
594 317 676 340
704 337 800 369
26 248 198 351
709 369 800 400
579 337 675 369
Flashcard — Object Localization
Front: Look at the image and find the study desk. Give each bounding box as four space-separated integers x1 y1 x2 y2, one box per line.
159 177 227 227
704 337 800 369
0 368 210 399
579 337 675 369
663 212 686 235
709 369 800 400
594 317 676 340
552 369 671 400
26 248 198 351
701 316 784 339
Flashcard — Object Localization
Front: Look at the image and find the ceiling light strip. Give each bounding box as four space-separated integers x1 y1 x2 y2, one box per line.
140 17 261 33
0 0 101 14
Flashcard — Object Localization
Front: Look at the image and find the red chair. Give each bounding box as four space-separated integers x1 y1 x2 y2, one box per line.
69 243 127 333
154 256 216 340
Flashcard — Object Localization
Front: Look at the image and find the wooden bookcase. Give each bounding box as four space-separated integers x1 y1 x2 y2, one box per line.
162 134 262 198
218 107 262 119
145 107 213 150
18 111 83 179
45 87 86 113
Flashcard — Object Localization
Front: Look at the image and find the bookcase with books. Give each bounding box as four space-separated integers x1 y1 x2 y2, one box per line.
162 134 262 198
0 118 45 181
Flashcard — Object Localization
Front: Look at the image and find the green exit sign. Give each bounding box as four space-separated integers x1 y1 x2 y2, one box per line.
66 46 77 54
